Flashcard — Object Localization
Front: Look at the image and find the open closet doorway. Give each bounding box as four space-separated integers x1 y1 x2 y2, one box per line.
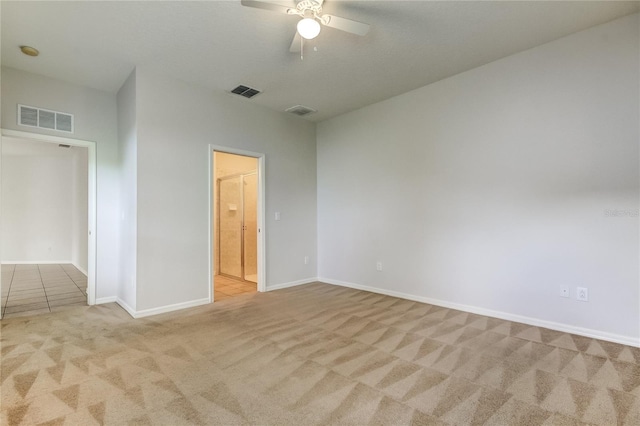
211 149 265 302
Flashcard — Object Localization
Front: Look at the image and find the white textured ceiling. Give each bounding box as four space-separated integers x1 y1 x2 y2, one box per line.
2 1 638 122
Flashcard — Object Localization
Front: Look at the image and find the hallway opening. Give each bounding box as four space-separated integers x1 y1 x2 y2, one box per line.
1 133 95 317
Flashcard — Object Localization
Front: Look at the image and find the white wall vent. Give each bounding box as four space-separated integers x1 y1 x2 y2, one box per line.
285 105 317 116
18 104 74 133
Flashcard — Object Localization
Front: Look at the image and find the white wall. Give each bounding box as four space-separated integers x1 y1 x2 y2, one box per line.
2 142 88 270
2 151 73 262
116 70 137 311
1 65 318 314
134 68 317 311
1 67 120 299
317 14 639 343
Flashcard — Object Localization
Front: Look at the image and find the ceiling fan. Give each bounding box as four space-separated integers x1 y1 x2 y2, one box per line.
240 0 370 54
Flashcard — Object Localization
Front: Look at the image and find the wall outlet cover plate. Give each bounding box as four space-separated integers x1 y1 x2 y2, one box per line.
577 287 588 302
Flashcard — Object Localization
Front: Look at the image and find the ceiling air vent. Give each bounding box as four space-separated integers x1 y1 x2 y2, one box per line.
285 105 317 117
18 104 74 133
230 85 261 99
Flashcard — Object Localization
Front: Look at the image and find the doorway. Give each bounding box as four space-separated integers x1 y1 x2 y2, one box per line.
218 170 258 282
211 148 265 301
0 129 97 318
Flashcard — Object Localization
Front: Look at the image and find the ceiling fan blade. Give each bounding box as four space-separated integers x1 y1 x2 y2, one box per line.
240 0 295 15
289 32 302 53
321 14 370 36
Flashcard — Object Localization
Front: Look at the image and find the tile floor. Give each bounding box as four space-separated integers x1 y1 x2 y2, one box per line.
214 274 256 301
1 264 87 319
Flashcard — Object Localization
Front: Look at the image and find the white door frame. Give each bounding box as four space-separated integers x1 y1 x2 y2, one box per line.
209 145 266 301
1 129 98 307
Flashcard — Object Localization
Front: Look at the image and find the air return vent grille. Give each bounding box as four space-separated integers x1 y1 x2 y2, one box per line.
230 85 261 99
18 104 74 133
285 105 317 116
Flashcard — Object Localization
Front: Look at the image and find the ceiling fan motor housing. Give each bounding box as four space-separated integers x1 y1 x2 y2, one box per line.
296 0 322 17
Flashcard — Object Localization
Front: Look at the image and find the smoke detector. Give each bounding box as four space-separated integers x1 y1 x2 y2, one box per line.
20 46 39 57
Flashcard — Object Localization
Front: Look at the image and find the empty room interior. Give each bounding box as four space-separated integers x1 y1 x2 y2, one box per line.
1 137 89 318
0 1 639 425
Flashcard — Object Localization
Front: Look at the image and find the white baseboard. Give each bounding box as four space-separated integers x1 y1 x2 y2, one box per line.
116 297 137 318
95 296 117 305
319 277 640 348
1 260 88 276
2 260 72 265
267 277 318 291
72 263 88 276
117 297 210 319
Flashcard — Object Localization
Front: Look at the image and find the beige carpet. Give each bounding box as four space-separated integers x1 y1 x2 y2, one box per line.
1 282 639 425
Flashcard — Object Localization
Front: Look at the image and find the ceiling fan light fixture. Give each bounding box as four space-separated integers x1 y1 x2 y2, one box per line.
297 17 321 40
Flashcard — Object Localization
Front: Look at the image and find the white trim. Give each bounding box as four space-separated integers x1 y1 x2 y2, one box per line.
267 277 318 291
96 296 117 304
1 129 98 306
208 147 213 304
118 298 210 319
319 277 640 348
116 297 137 317
2 260 73 264
72 263 88 276
257 155 266 293
209 145 267 301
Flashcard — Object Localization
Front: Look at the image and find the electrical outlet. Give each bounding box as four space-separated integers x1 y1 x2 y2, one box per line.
275 212 281 221
560 285 569 298
577 287 588 302
304 256 309 265
376 262 383 271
